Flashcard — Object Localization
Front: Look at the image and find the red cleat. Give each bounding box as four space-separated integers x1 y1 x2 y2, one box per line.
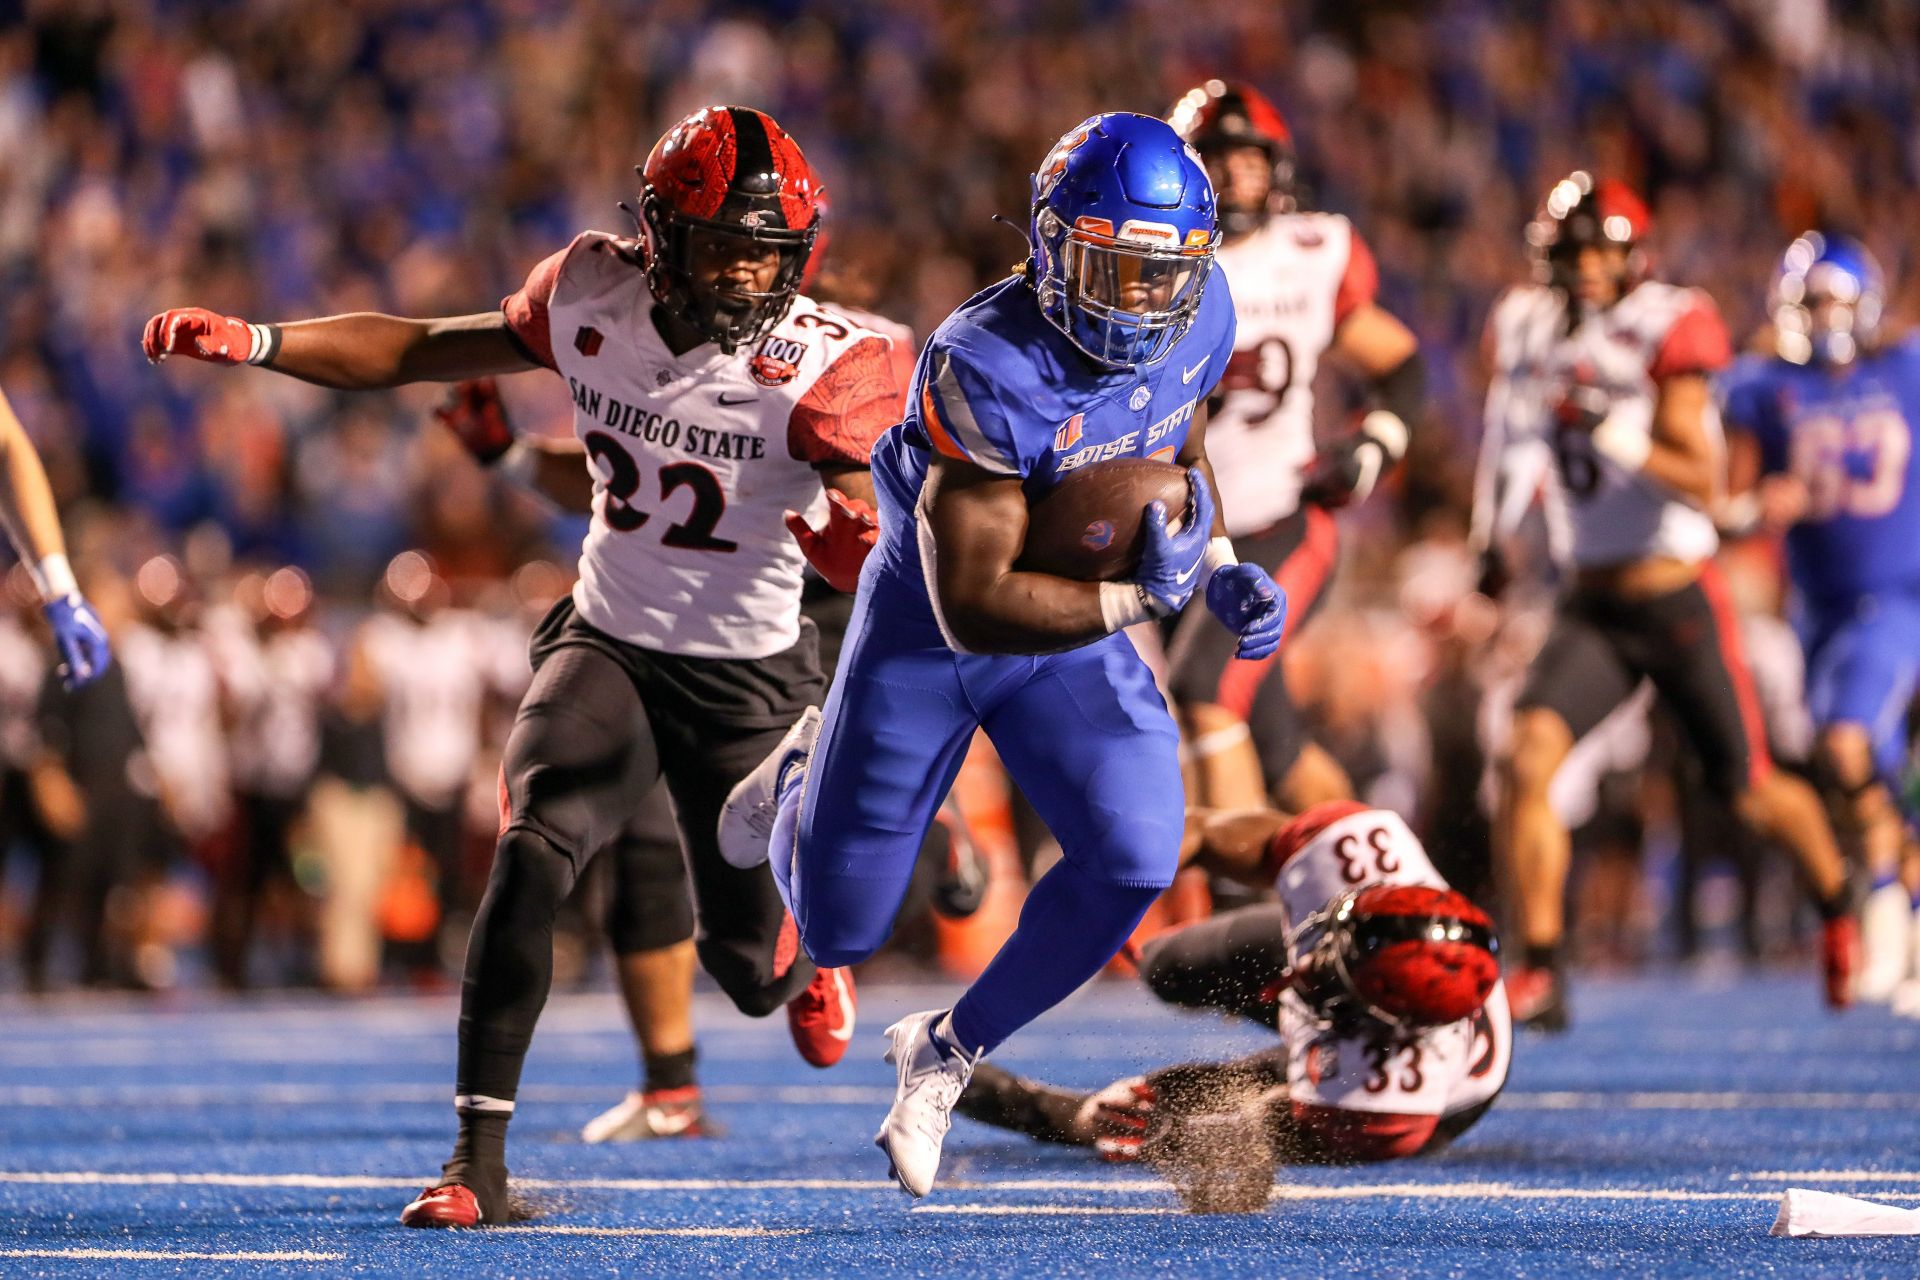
1823 915 1859 1009
1507 966 1568 1032
788 965 857 1068
399 1183 484 1229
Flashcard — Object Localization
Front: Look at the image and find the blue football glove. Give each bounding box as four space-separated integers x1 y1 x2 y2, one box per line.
43 594 111 690
1205 562 1287 660
1134 468 1217 615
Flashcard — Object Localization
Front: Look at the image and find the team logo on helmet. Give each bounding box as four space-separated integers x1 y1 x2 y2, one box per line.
634 105 822 355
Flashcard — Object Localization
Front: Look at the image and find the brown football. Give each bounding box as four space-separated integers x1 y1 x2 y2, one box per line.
1018 458 1194 582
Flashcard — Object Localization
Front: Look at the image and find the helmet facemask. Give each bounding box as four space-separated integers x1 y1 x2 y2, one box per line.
639 192 816 354
1033 208 1217 369
1774 236 1883 367
1287 886 1500 1032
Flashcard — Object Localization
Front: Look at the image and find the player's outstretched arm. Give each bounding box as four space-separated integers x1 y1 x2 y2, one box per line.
143 307 537 390
0 389 110 688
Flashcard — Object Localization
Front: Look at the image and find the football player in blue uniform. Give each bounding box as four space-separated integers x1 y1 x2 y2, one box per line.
720 113 1286 1196
1722 233 1920 999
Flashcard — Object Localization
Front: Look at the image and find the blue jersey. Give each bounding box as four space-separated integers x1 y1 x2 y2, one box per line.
869 273 1237 633
1721 337 1920 605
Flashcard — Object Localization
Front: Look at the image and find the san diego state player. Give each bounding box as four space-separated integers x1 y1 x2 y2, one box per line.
1163 81 1426 813
142 106 895 1228
960 802 1507 1194
1478 173 1854 1028
1722 233 1920 1000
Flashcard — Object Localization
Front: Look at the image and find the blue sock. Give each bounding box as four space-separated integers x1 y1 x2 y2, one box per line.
1871 870 1900 894
947 856 1162 1056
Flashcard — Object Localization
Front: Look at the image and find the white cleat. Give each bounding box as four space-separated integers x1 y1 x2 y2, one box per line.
717 705 821 869
1857 881 1913 1002
579 1086 710 1144
874 1010 982 1199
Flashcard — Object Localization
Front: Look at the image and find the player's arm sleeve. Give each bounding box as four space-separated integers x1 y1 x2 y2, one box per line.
498 239 578 372
917 344 1025 477
1648 297 1732 382
1333 229 1380 329
788 335 906 467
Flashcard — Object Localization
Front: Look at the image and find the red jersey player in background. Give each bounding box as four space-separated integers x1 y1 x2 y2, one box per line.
1162 81 1427 816
1474 173 1854 1029
142 105 893 1228
959 801 1507 1212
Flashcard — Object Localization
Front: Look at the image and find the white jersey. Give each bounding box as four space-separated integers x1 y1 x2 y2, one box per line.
1273 807 1512 1124
1205 213 1376 536
208 607 335 800
119 623 230 841
1477 280 1730 568
360 610 513 809
504 233 906 658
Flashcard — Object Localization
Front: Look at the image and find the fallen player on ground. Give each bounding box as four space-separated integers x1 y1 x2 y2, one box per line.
957 802 1510 1210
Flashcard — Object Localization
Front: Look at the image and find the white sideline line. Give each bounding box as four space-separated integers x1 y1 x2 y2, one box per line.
916 1206 1175 1216
9 1169 1918 1204
1742 1170 1920 1183
499 1226 808 1238
4 1084 1911 1111
0 1248 345 1261
0 1083 897 1108
1501 1091 1920 1111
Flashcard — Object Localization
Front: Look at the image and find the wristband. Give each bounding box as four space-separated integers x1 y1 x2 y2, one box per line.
1201 535 1237 578
31 553 78 602
1590 412 1652 472
1360 409 1410 462
245 323 282 367
1099 581 1158 632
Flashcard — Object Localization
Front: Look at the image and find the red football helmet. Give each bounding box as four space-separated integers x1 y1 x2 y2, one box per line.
1295 884 1500 1029
1527 170 1652 298
1167 79 1297 231
635 106 822 352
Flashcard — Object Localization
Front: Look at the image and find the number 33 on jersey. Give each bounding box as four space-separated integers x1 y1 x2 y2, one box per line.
503 232 905 659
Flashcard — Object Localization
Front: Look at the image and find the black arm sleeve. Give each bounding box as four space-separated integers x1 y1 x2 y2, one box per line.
1368 350 1426 433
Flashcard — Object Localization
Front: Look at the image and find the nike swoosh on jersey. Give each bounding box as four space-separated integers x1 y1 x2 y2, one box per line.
1181 356 1210 384
718 392 758 405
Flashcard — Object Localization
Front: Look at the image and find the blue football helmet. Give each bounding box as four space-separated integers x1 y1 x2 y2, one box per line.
1773 232 1885 366
1028 113 1220 369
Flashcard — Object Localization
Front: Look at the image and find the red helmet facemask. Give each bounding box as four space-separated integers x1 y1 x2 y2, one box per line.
1167 79 1297 233
1291 884 1500 1030
631 106 822 353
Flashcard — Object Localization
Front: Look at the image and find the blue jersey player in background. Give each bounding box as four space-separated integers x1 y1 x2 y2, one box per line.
1722 232 1920 1002
720 113 1286 1196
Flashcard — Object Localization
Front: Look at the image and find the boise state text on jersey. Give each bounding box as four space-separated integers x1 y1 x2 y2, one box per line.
1721 335 1920 605
867 270 1238 626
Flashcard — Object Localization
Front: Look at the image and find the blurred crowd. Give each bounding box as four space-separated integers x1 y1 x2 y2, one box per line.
3 0 1916 990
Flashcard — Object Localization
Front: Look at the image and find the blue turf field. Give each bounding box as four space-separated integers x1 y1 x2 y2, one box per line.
1 971 1917 1278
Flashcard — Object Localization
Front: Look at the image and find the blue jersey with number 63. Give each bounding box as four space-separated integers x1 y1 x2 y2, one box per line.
1721 337 1920 605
